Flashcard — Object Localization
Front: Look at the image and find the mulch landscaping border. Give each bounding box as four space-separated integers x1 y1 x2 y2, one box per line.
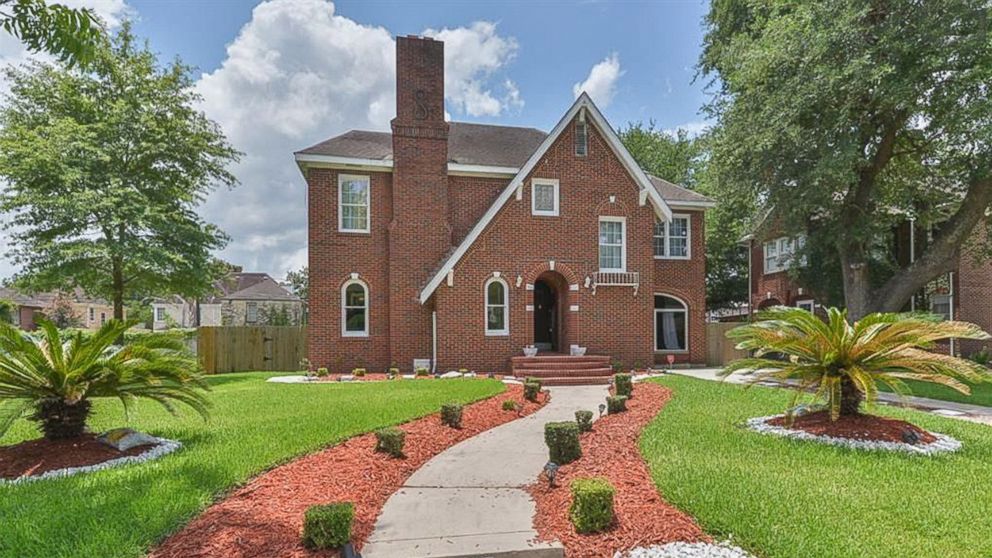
150 384 546 558
527 382 707 557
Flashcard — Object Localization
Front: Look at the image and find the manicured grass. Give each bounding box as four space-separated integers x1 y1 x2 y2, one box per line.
878 377 992 408
0 373 504 558
642 375 992 558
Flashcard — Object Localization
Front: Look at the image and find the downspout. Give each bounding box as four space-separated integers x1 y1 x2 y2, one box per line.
746 239 753 322
909 219 916 312
432 310 438 374
949 271 956 356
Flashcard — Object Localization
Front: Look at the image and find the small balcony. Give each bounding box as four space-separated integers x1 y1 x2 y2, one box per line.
591 271 640 295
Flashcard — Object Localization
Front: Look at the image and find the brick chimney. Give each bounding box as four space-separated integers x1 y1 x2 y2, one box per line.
389 36 451 369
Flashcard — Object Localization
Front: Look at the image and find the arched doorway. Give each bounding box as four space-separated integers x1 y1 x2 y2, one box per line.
533 271 567 352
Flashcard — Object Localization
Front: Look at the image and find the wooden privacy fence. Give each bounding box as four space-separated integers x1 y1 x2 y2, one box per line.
706 322 749 367
198 326 307 374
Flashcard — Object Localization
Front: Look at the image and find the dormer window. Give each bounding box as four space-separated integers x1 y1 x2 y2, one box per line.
575 121 588 156
531 178 559 216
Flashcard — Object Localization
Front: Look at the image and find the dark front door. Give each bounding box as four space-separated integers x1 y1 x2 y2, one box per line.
534 280 557 351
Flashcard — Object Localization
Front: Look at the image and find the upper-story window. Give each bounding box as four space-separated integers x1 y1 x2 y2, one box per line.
484 277 509 335
575 121 588 156
763 235 806 274
653 215 691 259
342 279 369 336
531 178 560 217
598 217 626 272
338 174 370 233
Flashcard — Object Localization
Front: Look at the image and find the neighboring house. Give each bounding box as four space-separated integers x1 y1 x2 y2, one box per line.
151 272 302 330
297 36 714 378
744 218 992 355
0 287 120 330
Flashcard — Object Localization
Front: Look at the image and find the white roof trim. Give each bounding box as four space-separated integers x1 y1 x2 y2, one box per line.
418 93 673 304
295 154 519 177
668 200 717 209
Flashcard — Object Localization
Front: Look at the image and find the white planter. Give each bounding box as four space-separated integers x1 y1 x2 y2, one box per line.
523 346 538 357
570 345 587 356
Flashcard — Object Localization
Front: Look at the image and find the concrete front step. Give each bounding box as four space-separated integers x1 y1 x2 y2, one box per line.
511 360 609 371
519 376 613 386
514 367 613 378
510 354 610 364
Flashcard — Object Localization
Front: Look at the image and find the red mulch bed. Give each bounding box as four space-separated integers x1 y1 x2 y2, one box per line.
0 434 154 480
527 382 706 557
150 384 545 558
316 373 503 383
767 411 937 444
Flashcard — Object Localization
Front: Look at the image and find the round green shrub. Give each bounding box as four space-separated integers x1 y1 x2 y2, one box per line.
302 502 354 549
415 367 430 377
352 368 366 377
374 427 405 457
441 402 463 428
607 395 628 414
575 410 594 432
316 367 329 377
544 421 581 465
614 373 633 398
569 477 615 534
502 399 517 411
524 381 541 402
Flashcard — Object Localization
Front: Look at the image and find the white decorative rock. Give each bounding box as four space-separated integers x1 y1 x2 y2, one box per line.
440 371 463 379
266 375 313 384
746 414 962 455
618 541 755 558
98 428 158 451
339 375 355 382
1 437 182 485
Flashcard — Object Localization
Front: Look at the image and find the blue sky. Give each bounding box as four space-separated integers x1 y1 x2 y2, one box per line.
0 0 712 281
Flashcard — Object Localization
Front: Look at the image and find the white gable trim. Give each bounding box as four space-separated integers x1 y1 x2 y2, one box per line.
418 93 673 304
294 153 519 178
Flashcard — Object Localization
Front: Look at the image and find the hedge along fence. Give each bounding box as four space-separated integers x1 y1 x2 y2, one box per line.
198 326 307 374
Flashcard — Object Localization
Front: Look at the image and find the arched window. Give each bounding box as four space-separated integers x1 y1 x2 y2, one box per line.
342 279 368 337
485 277 509 335
654 294 688 352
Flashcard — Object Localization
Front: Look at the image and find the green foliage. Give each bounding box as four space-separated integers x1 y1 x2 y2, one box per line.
544 421 581 465
0 22 241 320
725 306 992 420
644 375 992 558
524 381 541 402
352 368 366 377
440 402 463 428
614 373 633 398
569 477 615 534
701 0 992 314
0 319 208 440
0 298 14 323
502 399 517 411
0 374 503 557
0 0 103 66
575 410 594 433
374 427 405 458
970 348 991 367
415 367 429 377
618 122 753 310
42 291 81 328
285 266 308 324
607 395 628 414
302 502 354 549
316 367 329 378
259 304 295 326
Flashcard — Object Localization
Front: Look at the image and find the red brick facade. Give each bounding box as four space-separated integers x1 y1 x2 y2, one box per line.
305 36 708 373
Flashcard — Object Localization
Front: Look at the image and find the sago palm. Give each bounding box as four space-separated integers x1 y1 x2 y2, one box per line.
0 319 209 440
724 306 992 420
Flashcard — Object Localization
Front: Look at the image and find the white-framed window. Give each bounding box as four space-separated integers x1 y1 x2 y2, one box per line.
763 235 806 274
653 215 691 259
531 178 559 217
338 174 370 233
484 277 509 335
88 307 94 321
655 294 688 352
155 307 166 321
598 217 626 272
931 293 951 321
246 302 258 324
575 121 588 156
796 299 815 313
342 279 369 336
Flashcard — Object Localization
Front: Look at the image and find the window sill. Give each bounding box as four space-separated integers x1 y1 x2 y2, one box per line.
654 256 691 261
485 331 509 337
337 229 371 235
342 332 369 338
531 212 559 217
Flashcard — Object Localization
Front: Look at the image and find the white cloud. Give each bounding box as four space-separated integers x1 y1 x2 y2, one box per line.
664 120 710 138
424 21 520 117
573 52 623 108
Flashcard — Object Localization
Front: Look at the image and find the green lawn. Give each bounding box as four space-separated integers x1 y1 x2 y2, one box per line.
642 376 992 558
878 377 992 408
0 373 504 558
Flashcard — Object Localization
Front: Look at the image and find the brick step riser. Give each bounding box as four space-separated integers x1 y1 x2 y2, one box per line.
510 361 611 370
512 368 614 378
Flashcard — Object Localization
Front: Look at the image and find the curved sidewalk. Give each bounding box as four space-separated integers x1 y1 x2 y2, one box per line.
363 384 608 558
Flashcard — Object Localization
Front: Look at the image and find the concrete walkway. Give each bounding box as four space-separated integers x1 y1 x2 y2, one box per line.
670 368 992 425
363 385 608 558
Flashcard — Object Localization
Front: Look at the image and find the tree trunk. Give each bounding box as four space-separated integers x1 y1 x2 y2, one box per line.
30 398 92 439
838 241 873 321
111 255 125 321
839 377 862 417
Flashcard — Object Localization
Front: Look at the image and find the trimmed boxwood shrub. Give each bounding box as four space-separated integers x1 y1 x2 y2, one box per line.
502 399 517 411
524 381 541 402
302 502 354 549
614 373 633 398
569 477 615 534
316 367 329 377
441 402 463 428
374 427 405 457
607 395 628 414
352 368 366 377
575 410 594 432
544 421 581 465
415 367 429 377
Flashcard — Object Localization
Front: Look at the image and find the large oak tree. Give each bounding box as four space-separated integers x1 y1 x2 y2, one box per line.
702 0 992 319
0 22 240 320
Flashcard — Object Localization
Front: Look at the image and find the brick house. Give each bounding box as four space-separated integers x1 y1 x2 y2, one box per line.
745 218 992 356
297 36 713 381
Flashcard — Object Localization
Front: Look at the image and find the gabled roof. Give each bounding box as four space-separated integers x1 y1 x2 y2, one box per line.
296 122 547 169
418 93 674 304
222 276 300 302
647 175 715 207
